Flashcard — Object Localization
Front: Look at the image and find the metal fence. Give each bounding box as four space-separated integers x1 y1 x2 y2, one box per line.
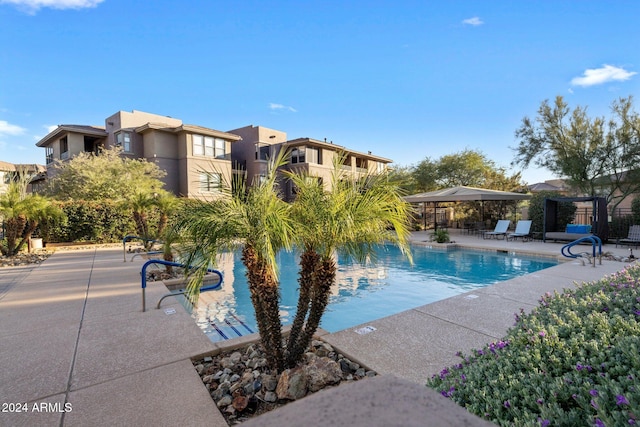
572 207 636 239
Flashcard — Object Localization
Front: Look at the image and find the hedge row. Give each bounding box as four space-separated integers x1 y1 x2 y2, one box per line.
39 200 136 243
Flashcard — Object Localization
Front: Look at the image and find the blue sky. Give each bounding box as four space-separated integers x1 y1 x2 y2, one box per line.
1 0 638 184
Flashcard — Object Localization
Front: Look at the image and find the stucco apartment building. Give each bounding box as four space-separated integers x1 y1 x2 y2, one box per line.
36 110 242 198
0 161 45 195
228 125 391 201
35 110 392 199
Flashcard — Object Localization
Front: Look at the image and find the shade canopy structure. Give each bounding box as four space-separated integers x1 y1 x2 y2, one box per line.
543 196 609 242
404 186 531 230
404 186 531 203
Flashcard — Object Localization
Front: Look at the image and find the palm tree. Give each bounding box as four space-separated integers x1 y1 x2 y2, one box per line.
174 153 294 372
283 155 414 367
128 192 155 249
0 179 63 256
175 152 414 373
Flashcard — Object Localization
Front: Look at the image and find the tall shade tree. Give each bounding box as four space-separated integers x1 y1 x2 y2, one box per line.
174 153 294 372
0 175 63 256
45 146 166 202
283 155 414 367
513 95 640 211
413 149 523 192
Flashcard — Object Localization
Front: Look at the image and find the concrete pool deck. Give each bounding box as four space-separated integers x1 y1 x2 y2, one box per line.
0 231 635 426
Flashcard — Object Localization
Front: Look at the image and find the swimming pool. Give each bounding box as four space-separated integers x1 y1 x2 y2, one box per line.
178 245 558 342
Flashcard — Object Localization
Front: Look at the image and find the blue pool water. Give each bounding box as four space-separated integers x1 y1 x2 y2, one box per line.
180 245 558 342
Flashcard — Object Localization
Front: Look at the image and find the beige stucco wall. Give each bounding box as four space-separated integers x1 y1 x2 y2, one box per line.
180 157 233 199
64 133 86 159
229 125 288 186
105 110 183 152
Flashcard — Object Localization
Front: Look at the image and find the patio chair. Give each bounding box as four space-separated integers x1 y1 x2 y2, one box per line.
507 220 532 241
483 220 511 240
616 225 640 248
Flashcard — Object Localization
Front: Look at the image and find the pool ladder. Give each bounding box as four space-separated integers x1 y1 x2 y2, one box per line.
561 236 602 267
140 259 223 312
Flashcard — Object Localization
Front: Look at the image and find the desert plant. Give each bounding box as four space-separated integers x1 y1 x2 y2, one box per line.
175 151 414 373
0 177 63 256
432 228 450 243
428 265 640 426
283 156 413 367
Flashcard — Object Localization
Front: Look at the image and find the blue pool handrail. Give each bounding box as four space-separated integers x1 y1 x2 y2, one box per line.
140 259 223 312
122 235 163 262
561 236 602 266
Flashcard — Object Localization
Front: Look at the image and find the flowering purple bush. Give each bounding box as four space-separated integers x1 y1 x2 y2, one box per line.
427 264 640 426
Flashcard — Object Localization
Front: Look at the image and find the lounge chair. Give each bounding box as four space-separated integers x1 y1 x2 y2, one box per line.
483 220 511 240
616 225 640 248
507 220 532 241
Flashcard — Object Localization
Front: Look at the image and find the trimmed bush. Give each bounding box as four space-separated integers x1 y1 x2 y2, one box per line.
40 200 135 243
428 266 640 426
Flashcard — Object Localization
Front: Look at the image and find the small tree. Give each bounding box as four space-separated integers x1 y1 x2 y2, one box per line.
513 95 640 212
174 153 294 372
175 152 414 373
283 156 413 367
0 176 63 256
45 146 166 202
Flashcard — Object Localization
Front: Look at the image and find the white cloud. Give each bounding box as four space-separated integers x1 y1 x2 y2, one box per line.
269 103 297 113
0 120 26 136
33 125 57 141
0 0 104 13
571 64 637 87
462 17 483 26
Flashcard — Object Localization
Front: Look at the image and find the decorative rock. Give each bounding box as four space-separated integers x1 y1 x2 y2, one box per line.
232 395 249 412
216 395 232 408
276 366 308 400
306 357 342 392
193 339 378 423
230 351 242 364
315 342 334 357
262 374 278 391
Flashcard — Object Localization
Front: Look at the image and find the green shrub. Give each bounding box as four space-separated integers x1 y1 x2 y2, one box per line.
427 266 640 426
433 228 450 243
40 200 135 243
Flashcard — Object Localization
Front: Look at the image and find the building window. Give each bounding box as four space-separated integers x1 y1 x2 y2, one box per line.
60 136 69 160
116 131 132 153
290 146 306 164
199 172 221 192
256 144 270 161
291 146 321 164
307 147 320 164
193 135 226 158
45 146 54 164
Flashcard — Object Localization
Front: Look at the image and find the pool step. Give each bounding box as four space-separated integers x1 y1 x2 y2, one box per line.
209 314 254 341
